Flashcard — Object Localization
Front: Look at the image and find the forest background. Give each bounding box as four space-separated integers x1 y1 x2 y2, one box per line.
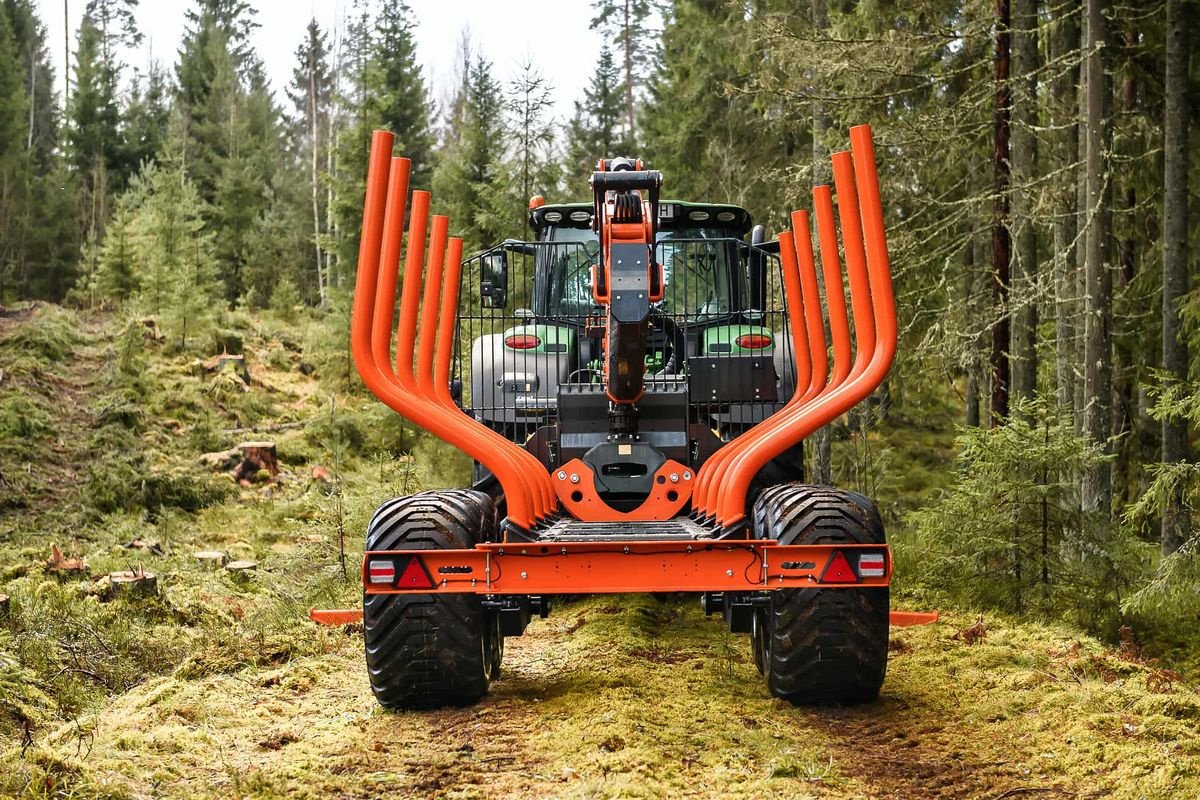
1 0 1199 666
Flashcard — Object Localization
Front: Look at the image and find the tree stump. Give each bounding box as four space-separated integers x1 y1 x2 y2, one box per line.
195 551 228 568
46 544 87 577
225 559 257 574
232 442 278 483
105 569 158 600
0 594 10 621
196 352 250 386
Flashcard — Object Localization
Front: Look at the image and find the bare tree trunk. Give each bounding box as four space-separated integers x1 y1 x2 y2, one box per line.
1074 10 1088 437
965 237 982 427
991 0 1012 426
623 0 635 143
1010 0 1039 414
809 0 833 484
1112 24 1138 508
1081 0 1112 515
63 0 70 103
1161 0 1190 554
309 42 326 308
1052 0 1080 422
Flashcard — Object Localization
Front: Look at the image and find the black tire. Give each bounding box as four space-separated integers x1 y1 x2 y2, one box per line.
753 484 889 705
363 489 501 710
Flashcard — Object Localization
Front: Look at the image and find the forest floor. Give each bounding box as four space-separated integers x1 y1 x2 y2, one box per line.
0 303 1197 800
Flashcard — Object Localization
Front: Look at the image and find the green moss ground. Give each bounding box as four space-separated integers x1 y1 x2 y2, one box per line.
1 304 1197 799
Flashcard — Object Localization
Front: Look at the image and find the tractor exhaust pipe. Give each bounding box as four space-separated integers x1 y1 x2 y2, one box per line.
350 132 555 530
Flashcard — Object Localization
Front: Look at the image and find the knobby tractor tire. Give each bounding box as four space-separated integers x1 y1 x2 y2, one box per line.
363 489 501 710
753 484 889 705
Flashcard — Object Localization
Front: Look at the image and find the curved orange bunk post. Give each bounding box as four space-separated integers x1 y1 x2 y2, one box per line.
692 228 813 510
708 125 896 526
694 187 865 518
350 132 554 530
432 238 464 409
832 150 876 384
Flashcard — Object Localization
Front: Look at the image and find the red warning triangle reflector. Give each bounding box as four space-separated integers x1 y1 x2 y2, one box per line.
396 556 435 589
820 550 859 584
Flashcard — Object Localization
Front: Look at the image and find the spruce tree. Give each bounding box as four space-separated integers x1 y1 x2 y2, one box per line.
365 0 434 188
565 45 628 190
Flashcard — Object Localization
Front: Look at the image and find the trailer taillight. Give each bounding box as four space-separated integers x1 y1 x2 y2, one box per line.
858 552 886 578
505 334 541 350
367 559 396 585
819 550 859 583
735 333 772 350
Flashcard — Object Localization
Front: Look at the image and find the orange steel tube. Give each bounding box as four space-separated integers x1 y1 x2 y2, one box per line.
814 185 853 386
693 229 811 509
351 132 552 528
416 215 449 390
791 210 828 403
703 125 895 524
433 238 464 409
832 151 876 384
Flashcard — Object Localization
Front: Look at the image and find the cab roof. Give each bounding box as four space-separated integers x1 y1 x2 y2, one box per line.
529 201 753 236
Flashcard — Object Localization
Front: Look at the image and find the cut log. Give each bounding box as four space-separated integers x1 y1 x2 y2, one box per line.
139 317 164 342
200 448 241 471
122 538 165 556
105 569 158 600
195 551 228 568
46 544 87 577
196 352 250 385
232 442 279 482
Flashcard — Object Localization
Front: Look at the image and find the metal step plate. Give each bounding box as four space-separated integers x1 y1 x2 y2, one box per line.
535 517 718 542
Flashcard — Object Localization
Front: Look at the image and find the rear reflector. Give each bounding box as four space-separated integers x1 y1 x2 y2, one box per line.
505 334 541 349
858 553 886 577
736 333 772 350
819 550 859 583
367 559 396 585
396 557 436 589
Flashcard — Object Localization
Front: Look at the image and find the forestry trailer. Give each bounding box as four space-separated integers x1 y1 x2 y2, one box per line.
323 124 925 709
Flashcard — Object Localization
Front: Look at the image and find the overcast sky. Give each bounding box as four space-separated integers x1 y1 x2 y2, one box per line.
35 0 607 122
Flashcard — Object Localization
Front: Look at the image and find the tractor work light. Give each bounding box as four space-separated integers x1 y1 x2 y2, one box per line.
736 333 773 350
505 334 541 350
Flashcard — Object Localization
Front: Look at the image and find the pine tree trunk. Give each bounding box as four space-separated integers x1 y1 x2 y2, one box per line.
1161 0 1190 554
1052 0 1080 423
991 0 1012 426
1074 15 1088 437
623 0 635 142
1010 0 1039 414
965 237 981 427
310 48 326 308
809 0 833 484
1081 0 1112 515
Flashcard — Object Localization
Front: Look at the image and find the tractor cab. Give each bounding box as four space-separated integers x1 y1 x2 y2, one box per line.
464 195 798 512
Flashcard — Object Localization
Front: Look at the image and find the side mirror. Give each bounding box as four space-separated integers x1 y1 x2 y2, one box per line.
480 250 508 308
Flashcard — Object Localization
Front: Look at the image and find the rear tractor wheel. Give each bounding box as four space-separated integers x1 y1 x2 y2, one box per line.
363 489 502 710
753 484 889 705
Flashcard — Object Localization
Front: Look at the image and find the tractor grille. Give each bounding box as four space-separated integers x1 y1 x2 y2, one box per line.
534 517 719 542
